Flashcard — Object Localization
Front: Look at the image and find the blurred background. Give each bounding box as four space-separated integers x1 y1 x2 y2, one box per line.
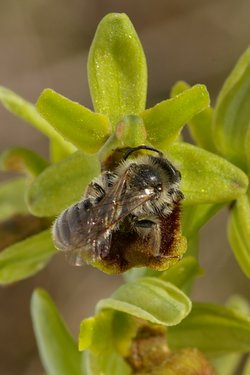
0 1 250 374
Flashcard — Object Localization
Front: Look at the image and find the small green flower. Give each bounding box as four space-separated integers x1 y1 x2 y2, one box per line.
0 13 249 280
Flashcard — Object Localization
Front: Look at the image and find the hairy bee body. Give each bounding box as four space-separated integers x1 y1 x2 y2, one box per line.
53 146 185 273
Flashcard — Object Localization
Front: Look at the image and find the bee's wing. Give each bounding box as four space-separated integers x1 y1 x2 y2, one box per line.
82 168 156 241
66 169 156 263
65 231 112 266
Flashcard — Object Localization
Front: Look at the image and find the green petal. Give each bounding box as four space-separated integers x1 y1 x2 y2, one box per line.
228 193 250 278
0 178 28 221
171 81 216 152
97 277 191 326
0 229 56 285
141 84 210 148
0 147 49 176
31 289 82 375
37 89 111 154
88 13 147 126
0 86 75 158
168 302 250 355
27 151 100 217
166 142 248 205
213 46 250 171
84 351 131 375
79 312 113 353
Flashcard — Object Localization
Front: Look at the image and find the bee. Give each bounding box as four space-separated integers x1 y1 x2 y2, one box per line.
52 145 186 273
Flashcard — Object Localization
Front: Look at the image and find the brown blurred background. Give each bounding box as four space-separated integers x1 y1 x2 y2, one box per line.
0 1 250 374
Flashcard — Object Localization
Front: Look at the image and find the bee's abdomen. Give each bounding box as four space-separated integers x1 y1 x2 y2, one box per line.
53 200 88 251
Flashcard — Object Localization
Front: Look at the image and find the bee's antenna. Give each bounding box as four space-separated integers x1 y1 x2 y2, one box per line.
123 145 163 160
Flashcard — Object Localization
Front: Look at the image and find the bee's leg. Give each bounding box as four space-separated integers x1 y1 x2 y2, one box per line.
130 215 161 256
102 171 116 188
85 181 105 201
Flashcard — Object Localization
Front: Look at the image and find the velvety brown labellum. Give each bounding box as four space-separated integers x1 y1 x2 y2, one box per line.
96 202 186 273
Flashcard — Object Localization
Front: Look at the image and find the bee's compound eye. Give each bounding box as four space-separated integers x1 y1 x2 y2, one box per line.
156 184 162 192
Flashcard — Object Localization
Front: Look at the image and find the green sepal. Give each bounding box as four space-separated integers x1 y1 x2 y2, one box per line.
168 302 250 356
0 178 28 221
166 142 248 205
170 81 216 152
26 151 100 217
31 289 82 375
228 193 250 278
0 229 56 285
84 351 131 375
88 13 147 126
96 277 191 326
36 89 111 154
0 86 75 158
213 46 250 171
0 147 49 176
141 84 210 148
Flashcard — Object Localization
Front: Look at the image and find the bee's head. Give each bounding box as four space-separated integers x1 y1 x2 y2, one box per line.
127 163 163 196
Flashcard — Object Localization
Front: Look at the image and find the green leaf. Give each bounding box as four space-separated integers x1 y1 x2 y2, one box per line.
213 46 250 171
0 229 56 285
228 193 250 278
166 142 248 205
0 178 28 221
141 84 210 148
84 351 131 375
88 13 147 126
0 147 49 176
97 277 191 326
37 89 111 154
170 81 216 153
168 302 250 355
27 151 100 217
31 289 82 375
0 86 75 158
